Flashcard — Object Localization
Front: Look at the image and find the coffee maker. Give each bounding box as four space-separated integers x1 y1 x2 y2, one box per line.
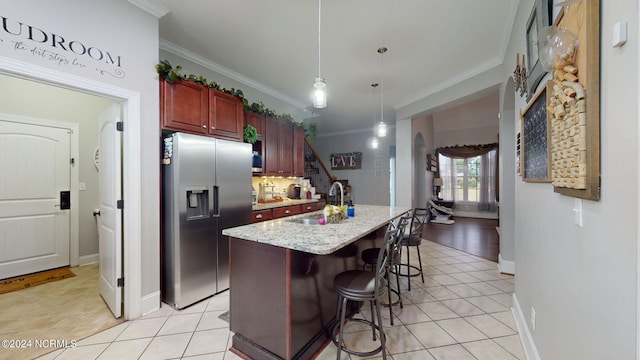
287 184 301 199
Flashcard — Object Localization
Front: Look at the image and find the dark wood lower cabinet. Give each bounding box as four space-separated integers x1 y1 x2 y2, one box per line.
229 230 382 360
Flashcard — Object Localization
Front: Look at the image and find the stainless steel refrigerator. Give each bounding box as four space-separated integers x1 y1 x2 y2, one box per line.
162 132 252 309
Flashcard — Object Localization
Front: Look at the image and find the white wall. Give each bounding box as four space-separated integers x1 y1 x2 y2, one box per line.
1 0 161 315
395 118 413 208
505 0 639 359
433 91 499 148
0 74 114 260
313 129 395 206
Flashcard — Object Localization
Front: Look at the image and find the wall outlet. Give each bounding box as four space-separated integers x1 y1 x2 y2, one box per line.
530 307 536 331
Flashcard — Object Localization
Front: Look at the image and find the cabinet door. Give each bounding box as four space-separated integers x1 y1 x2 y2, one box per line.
278 120 293 174
245 111 265 140
161 79 207 133
264 116 280 175
293 126 305 177
208 90 243 141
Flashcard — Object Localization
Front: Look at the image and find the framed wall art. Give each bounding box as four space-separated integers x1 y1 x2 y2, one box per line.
525 0 551 101
548 0 600 200
520 81 551 182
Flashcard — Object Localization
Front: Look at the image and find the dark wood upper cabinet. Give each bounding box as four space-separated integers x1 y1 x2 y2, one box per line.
264 117 294 176
160 79 208 134
160 79 304 177
264 116 280 175
245 111 265 173
279 120 293 175
245 111 265 140
160 79 244 141
208 90 244 141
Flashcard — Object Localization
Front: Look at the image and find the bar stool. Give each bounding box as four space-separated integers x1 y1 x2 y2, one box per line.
360 215 410 325
397 208 429 291
332 224 399 360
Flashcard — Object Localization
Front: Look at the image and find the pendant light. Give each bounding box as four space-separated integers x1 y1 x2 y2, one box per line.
313 0 327 108
376 47 387 137
369 83 379 149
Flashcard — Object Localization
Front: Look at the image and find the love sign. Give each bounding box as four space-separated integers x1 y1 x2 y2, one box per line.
330 152 362 170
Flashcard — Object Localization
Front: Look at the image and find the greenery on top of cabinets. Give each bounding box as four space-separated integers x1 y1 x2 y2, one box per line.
244 101 302 128
243 124 258 144
156 60 248 105
304 122 317 142
155 60 301 127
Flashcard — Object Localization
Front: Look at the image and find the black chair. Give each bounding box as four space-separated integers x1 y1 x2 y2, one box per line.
332 224 399 360
360 215 410 325
397 208 429 291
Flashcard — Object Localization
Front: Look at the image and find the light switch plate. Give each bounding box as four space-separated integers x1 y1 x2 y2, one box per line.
573 198 583 227
79 182 86 191
613 21 627 48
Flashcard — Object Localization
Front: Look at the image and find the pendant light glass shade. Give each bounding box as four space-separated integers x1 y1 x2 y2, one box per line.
377 122 387 137
377 121 387 137
313 77 327 108
370 136 379 149
368 83 379 149
312 0 326 109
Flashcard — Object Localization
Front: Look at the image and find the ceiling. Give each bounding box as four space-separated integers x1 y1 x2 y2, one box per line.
151 0 518 135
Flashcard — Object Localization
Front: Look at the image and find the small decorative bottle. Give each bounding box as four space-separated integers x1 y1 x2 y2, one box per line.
347 200 355 217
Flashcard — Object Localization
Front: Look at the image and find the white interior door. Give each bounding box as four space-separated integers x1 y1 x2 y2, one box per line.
0 119 71 279
98 104 122 318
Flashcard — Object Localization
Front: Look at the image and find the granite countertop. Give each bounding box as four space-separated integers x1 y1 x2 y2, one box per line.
223 204 411 255
252 198 323 211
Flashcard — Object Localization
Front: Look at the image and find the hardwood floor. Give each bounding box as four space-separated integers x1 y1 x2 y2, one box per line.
422 216 500 262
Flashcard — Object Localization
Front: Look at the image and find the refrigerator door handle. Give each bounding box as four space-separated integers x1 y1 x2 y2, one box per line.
213 185 220 217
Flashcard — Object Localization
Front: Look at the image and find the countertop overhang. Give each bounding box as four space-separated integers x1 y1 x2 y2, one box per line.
223 204 411 255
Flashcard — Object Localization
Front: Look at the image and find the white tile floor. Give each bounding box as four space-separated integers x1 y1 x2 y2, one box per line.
38 241 524 360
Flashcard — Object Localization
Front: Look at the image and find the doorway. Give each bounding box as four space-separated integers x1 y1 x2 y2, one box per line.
0 73 126 318
0 58 144 320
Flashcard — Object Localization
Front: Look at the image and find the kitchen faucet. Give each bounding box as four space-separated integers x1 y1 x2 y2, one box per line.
329 181 344 206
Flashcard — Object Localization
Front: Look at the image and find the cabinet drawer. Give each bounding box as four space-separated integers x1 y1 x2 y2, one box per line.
301 203 320 213
252 209 272 223
272 205 301 218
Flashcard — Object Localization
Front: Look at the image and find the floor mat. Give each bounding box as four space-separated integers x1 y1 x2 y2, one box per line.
0 267 76 295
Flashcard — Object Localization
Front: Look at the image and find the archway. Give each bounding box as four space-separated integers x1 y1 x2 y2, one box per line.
498 77 517 274
413 132 427 209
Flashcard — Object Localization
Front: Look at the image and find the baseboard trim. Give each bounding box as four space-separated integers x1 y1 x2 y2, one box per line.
512 294 541 360
452 210 499 219
141 291 161 316
78 253 99 266
498 253 515 275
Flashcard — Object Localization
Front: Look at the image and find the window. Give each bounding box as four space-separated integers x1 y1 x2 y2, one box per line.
439 150 495 203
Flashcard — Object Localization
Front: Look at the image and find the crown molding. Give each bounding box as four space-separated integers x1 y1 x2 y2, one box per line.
128 0 170 18
159 39 307 110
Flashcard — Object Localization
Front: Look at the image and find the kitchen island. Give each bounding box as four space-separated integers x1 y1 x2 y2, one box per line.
223 204 411 360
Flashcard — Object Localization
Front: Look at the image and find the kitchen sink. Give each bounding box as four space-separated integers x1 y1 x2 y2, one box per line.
287 217 321 225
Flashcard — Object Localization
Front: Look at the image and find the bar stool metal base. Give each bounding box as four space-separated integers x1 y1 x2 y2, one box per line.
332 300 386 359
